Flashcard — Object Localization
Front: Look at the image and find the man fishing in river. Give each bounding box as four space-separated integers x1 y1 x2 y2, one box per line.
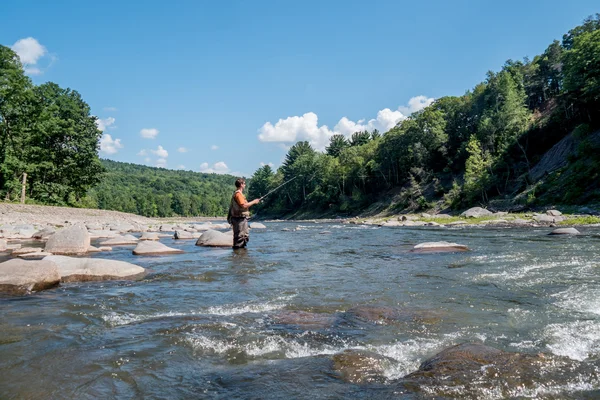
228 176 298 249
228 178 261 249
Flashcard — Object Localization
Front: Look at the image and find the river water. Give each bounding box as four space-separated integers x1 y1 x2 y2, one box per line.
2 222 600 399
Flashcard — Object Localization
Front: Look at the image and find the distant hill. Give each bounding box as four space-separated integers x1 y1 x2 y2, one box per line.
85 160 236 217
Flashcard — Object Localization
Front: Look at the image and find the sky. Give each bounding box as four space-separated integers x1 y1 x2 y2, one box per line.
1 0 598 177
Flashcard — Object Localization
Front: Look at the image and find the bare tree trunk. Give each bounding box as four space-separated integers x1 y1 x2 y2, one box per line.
21 172 27 203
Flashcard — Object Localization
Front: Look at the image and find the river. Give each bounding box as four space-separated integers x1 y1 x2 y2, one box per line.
1 221 600 399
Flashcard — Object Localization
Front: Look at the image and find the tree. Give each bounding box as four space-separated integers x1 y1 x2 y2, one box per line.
350 130 371 146
463 136 491 203
563 29 600 119
0 45 33 200
325 134 349 157
27 82 104 203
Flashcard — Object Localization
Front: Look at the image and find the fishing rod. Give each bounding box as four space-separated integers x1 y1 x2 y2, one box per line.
259 176 298 200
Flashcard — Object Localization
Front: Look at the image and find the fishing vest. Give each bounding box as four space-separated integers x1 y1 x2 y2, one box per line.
229 189 250 218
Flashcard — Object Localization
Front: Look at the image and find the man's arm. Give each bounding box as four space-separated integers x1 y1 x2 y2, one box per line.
235 193 260 209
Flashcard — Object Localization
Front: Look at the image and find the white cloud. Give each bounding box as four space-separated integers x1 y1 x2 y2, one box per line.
137 149 147 156
177 165 186 170
398 95 435 116
96 117 116 132
177 147 188 153
24 67 42 76
151 145 168 158
99 134 123 155
257 95 435 151
260 162 274 167
140 128 159 139
104 106 118 112
200 161 230 174
258 112 333 150
145 157 151 163
156 158 167 168
11 37 47 65
211 145 219 150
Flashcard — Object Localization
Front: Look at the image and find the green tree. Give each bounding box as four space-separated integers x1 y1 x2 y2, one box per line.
563 29 600 116
325 134 349 157
0 45 33 200
463 136 491 203
350 130 371 147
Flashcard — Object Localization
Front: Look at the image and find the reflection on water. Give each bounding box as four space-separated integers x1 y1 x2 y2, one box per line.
2 222 600 398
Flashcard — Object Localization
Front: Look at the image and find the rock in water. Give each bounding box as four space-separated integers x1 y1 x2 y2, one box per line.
331 350 393 384
44 255 146 282
549 227 580 235
0 259 60 294
44 224 90 255
132 241 184 255
195 230 233 247
404 343 600 398
412 241 469 252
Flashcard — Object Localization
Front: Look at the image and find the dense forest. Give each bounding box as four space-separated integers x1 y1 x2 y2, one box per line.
1 16 599 218
248 15 600 217
86 160 235 217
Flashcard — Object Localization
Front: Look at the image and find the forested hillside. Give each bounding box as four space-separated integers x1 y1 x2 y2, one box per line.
249 15 600 217
2 15 599 219
85 160 235 217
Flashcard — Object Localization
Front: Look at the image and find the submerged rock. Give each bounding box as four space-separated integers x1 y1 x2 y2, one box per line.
45 255 146 282
271 310 336 329
404 343 600 398
332 350 394 384
412 241 469 252
0 259 60 294
346 305 442 325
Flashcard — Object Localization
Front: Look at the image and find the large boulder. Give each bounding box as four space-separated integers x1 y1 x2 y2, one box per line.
0 259 60 294
44 255 146 282
44 224 90 255
249 222 267 229
0 239 7 252
460 207 493 218
404 343 599 398
132 241 184 255
412 241 469 253
195 229 233 247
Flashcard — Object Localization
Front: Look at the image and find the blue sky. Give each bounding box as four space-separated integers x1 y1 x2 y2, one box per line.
2 0 598 177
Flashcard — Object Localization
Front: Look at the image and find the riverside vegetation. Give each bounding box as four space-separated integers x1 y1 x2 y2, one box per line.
1 16 600 220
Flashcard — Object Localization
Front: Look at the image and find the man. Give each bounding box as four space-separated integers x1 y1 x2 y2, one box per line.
228 178 260 249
